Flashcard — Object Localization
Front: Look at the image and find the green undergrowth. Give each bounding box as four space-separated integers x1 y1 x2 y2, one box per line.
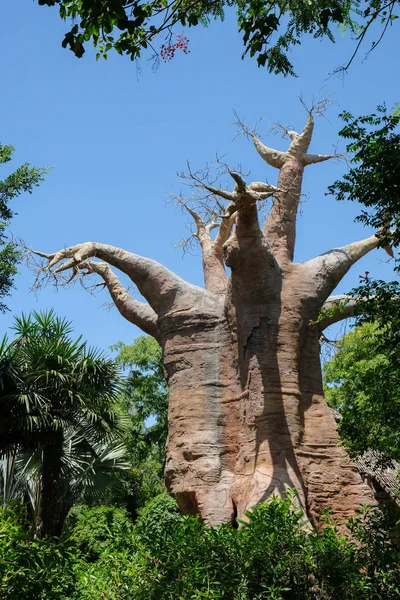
1 494 400 599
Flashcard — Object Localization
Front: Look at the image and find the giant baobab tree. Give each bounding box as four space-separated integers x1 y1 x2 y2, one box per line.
34 105 386 529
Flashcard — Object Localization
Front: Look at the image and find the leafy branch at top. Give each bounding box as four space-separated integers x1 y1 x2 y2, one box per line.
36 0 399 75
328 106 400 261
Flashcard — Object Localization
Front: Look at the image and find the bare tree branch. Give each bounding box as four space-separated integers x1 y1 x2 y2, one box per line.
80 260 160 339
214 212 237 250
32 242 194 315
304 233 392 303
229 170 246 192
287 111 314 158
174 197 213 249
252 135 287 169
203 185 235 202
233 100 338 267
303 153 340 166
172 195 229 295
318 295 357 331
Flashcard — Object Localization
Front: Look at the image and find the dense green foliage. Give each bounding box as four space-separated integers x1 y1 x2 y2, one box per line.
325 108 400 464
0 145 47 313
133 492 182 549
0 504 77 600
324 321 400 462
36 0 399 75
323 100 400 454
65 504 135 561
323 267 400 464
114 335 168 463
0 311 126 536
108 336 167 514
2 493 400 599
329 107 400 253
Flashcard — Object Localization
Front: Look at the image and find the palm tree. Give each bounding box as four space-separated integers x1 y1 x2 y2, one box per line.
0 434 130 533
0 310 125 537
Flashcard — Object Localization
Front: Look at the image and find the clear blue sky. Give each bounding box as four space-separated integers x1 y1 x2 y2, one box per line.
1 2 399 352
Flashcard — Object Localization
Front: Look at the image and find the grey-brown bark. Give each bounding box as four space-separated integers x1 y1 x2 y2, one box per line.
35 108 385 528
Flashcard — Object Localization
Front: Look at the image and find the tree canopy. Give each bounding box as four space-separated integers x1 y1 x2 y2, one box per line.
329 107 400 256
0 145 47 313
110 336 167 513
36 0 399 75
324 321 400 464
322 107 400 465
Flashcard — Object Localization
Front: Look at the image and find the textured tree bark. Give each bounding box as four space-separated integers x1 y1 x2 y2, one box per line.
36 108 384 528
39 431 64 538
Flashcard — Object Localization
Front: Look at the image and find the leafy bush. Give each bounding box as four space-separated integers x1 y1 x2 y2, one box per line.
70 494 400 599
64 505 135 562
0 504 76 600
133 493 183 548
2 495 400 599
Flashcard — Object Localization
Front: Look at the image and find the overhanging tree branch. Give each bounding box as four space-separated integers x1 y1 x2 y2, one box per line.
318 295 357 331
33 242 194 315
80 260 160 340
305 233 392 302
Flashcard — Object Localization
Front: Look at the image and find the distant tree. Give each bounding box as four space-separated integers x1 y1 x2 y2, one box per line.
324 108 400 464
0 145 47 312
0 310 125 537
36 0 399 75
110 336 167 512
323 321 400 463
113 336 168 462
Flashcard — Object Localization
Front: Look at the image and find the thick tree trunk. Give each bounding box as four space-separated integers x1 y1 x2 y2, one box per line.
39 432 64 538
162 264 373 528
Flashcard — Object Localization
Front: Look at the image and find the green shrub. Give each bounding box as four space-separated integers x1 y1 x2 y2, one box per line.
133 493 183 548
65 504 135 562
126 495 311 599
0 504 76 600
70 494 400 599
2 495 400 599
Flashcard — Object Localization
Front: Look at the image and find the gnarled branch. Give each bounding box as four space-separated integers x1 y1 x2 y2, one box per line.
33 242 194 316
318 295 357 331
176 200 229 296
287 111 314 159
205 175 278 219
81 260 160 339
252 135 287 169
303 153 338 166
249 108 340 267
304 234 392 303
214 212 237 250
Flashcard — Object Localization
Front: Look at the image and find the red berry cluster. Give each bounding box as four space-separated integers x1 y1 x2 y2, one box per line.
160 34 190 62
